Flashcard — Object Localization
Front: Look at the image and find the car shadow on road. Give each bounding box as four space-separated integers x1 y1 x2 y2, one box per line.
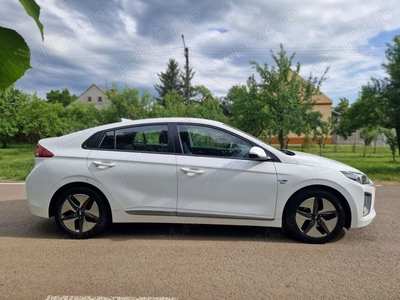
0 199 346 244
105 222 346 244
106 222 290 243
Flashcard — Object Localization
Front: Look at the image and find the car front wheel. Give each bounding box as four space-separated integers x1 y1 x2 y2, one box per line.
283 189 346 244
54 187 110 239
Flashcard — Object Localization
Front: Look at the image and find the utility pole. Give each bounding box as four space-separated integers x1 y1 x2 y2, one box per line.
182 34 190 105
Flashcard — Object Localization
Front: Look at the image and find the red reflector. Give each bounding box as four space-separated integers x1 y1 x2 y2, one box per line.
35 145 54 157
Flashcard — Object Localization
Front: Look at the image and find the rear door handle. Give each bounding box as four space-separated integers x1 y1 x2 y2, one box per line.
181 167 205 176
92 161 116 169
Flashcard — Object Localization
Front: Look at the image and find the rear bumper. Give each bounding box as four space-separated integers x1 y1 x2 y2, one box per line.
26 162 54 218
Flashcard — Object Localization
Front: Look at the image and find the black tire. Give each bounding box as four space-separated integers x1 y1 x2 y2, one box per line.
54 187 110 239
282 189 345 244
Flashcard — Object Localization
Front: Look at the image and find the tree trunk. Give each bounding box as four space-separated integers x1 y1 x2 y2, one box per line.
278 128 284 149
396 122 400 156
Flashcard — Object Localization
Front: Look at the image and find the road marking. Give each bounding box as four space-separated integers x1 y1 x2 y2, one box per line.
0 182 25 185
46 297 178 300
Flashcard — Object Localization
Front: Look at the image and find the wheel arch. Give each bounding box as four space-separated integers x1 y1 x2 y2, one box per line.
283 184 351 229
49 182 112 222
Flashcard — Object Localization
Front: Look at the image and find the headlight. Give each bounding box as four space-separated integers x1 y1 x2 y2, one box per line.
341 171 370 184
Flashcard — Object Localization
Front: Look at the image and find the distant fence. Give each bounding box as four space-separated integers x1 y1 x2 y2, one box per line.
332 131 387 146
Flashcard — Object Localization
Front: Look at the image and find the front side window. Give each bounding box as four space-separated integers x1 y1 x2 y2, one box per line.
178 125 252 158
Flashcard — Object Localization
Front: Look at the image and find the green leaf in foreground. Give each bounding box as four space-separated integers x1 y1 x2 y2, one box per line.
0 27 31 90
19 0 44 41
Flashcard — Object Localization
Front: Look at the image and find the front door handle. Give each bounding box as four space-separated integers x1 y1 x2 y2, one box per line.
92 161 116 169
181 167 205 176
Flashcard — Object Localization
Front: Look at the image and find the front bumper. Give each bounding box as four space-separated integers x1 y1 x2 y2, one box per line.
351 183 376 228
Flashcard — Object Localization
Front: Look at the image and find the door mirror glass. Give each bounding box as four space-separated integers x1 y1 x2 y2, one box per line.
249 146 270 160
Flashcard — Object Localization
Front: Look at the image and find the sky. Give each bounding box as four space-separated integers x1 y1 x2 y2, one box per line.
2 0 400 106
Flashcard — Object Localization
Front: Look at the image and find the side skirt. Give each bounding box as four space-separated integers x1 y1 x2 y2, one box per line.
114 210 281 228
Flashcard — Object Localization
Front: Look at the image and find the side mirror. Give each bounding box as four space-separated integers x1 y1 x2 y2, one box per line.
249 146 270 160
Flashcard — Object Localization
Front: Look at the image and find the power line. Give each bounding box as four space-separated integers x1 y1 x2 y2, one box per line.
190 63 230 89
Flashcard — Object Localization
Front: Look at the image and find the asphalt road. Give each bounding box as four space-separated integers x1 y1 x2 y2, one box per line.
0 183 399 300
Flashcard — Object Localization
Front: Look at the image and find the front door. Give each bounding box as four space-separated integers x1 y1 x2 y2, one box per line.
176 124 278 220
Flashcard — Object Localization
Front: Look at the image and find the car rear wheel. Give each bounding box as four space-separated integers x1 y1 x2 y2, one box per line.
54 187 110 239
283 189 345 244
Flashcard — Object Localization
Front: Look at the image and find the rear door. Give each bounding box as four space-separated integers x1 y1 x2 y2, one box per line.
87 123 178 215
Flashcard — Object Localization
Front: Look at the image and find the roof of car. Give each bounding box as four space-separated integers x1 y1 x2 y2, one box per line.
119 117 224 125
76 117 227 141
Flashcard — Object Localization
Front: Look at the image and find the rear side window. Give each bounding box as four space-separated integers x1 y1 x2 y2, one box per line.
95 125 169 153
98 131 115 149
82 131 103 149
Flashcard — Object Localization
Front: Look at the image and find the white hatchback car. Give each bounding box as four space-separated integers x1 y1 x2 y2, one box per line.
26 118 376 243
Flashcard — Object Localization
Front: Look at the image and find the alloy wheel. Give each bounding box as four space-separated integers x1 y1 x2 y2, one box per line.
295 196 339 238
59 193 100 234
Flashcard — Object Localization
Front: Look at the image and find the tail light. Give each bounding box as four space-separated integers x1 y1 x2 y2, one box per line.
35 144 54 157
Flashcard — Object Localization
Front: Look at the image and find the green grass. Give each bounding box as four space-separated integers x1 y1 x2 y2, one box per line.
0 144 36 181
0 143 399 183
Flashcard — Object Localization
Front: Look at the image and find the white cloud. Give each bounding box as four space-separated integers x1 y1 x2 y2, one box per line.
2 0 400 105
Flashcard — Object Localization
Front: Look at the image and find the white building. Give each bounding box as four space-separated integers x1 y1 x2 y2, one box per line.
73 84 109 109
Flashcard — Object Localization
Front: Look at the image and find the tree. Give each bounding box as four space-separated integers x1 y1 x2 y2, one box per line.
351 36 400 155
154 59 183 103
151 90 187 118
228 76 270 138
1 0 43 90
383 128 398 162
312 119 331 156
19 95 67 142
302 111 324 151
219 95 232 117
102 84 150 123
0 87 29 147
189 97 228 123
46 89 77 107
382 35 400 155
331 98 357 140
65 102 100 132
139 90 156 114
360 127 378 157
191 85 211 102
348 81 387 129
180 64 196 99
248 44 329 148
